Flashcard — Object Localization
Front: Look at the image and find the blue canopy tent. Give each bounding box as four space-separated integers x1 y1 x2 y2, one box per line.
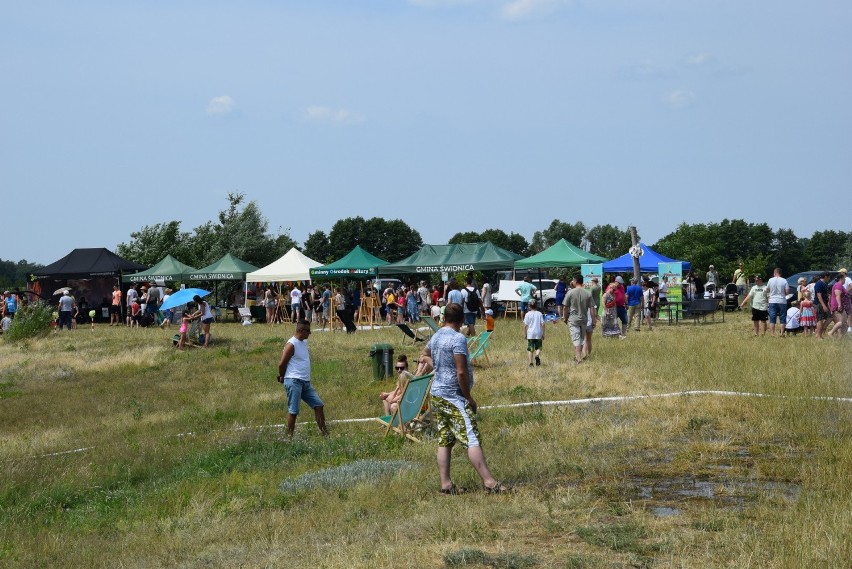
602 243 691 273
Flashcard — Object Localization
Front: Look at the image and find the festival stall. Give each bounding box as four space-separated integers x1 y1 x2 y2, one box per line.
122 255 198 283
31 248 147 321
189 253 259 314
378 242 522 276
309 245 389 327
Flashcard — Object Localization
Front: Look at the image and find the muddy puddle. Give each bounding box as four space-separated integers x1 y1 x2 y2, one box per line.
633 475 801 516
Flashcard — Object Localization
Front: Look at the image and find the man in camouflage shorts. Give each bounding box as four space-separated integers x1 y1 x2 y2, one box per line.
423 303 508 495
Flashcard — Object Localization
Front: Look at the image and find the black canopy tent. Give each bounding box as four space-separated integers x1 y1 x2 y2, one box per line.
30 248 147 317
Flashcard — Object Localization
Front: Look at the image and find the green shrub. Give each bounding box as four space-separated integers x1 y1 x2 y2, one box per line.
4 302 53 342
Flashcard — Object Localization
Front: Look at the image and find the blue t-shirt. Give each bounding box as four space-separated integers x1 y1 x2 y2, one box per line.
626 285 643 306
428 327 473 402
5 295 17 313
447 289 463 306
814 280 828 306
516 282 535 302
555 282 567 302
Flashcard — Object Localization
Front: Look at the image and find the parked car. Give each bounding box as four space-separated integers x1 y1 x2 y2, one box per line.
785 271 839 307
492 279 559 312
369 278 402 294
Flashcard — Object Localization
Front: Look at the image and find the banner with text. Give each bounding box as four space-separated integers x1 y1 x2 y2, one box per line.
581 263 604 315
658 262 683 304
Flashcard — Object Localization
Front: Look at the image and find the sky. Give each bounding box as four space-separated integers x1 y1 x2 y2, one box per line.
2 0 850 265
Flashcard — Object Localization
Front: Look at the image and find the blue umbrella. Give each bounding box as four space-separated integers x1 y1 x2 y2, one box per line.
160 288 211 311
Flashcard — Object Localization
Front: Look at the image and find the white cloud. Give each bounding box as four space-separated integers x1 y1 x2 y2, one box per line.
499 0 569 21
303 106 366 126
685 52 713 66
206 95 235 116
663 90 696 109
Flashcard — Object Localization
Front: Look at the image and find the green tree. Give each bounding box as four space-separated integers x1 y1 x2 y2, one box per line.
587 225 632 259
302 230 332 263
0 258 42 289
328 217 422 262
770 228 805 275
530 220 587 253
116 221 189 267
448 229 529 256
805 230 851 269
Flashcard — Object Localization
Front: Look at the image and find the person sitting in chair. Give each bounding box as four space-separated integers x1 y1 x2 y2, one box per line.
380 355 414 415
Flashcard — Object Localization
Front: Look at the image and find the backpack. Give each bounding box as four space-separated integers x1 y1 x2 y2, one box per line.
465 287 481 312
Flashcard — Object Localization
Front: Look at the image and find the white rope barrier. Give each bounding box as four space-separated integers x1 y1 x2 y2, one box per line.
33 390 852 458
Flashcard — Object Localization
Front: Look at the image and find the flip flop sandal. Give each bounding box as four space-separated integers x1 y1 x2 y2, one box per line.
440 484 467 496
484 482 511 495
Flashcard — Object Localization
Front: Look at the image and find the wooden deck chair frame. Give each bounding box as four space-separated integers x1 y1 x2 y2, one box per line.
396 323 430 345
421 315 441 334
376 374 433 442
469 331 493 366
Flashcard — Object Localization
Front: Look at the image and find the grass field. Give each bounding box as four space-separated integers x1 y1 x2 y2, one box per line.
1 313 850 568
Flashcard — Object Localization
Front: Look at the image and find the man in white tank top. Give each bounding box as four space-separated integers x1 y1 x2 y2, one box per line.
277 320 328 436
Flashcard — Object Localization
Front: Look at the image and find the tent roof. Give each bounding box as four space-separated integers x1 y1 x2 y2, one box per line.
189 253 259 281
245 248 321 283
377 242 523 275
602 243 691 272
33 248 147 280
122 254 198 283
515 238 607 269
309 245 389 279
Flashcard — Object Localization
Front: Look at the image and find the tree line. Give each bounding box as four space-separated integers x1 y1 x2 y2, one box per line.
3 194 849 288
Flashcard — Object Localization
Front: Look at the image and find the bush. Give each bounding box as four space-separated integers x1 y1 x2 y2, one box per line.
4 302 53 342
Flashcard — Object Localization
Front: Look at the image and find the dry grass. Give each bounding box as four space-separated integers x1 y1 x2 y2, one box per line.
1 314 850 568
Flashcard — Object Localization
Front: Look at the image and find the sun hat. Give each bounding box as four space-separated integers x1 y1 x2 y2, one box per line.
837 268 848 274
615 276 624 284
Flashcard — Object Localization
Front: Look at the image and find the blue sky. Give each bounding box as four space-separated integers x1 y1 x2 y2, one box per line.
2 1 850 265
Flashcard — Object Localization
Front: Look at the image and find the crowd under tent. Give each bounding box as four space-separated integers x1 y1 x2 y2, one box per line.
30 247 147 308
190 253 259 307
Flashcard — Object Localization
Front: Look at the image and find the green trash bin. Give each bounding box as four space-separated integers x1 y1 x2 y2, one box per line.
369 343 394 380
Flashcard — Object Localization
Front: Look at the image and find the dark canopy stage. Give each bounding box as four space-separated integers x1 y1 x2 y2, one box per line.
33 248 146 280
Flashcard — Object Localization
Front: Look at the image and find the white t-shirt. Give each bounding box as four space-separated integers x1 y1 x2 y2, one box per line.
786 307 801 329
0 316 11 332
284 336 311 381
290 289 302 306
767 276 788 304
523 310 544 340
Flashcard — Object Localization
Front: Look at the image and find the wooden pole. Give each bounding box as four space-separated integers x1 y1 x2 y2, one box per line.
629 226 641 282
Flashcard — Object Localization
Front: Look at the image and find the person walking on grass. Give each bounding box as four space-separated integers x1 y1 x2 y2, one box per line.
514 275 536 317
423 303 507 495
523 299 544 366
110 285 122 326
277 320 329 437
814 272 832 339
626 277 643 332
563 275 596 364
739 274 769 336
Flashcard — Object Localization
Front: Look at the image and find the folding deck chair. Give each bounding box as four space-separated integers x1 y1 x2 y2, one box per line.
468 331 493 367
376 373 433 442
421 315 441 334
396 323 431 344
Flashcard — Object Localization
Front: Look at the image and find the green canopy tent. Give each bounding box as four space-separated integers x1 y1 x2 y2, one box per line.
514 239 607 314
377 242 523 275
189 253 259 308
514 239 606 269
122 255 198 283
309 245 389 279
310 245 390 328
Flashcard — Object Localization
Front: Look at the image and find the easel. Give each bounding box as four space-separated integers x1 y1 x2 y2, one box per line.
273 287 289 324
503 300 520 319
358 286 380 328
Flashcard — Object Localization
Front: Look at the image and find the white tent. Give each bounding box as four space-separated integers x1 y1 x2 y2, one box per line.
245 248 322 283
